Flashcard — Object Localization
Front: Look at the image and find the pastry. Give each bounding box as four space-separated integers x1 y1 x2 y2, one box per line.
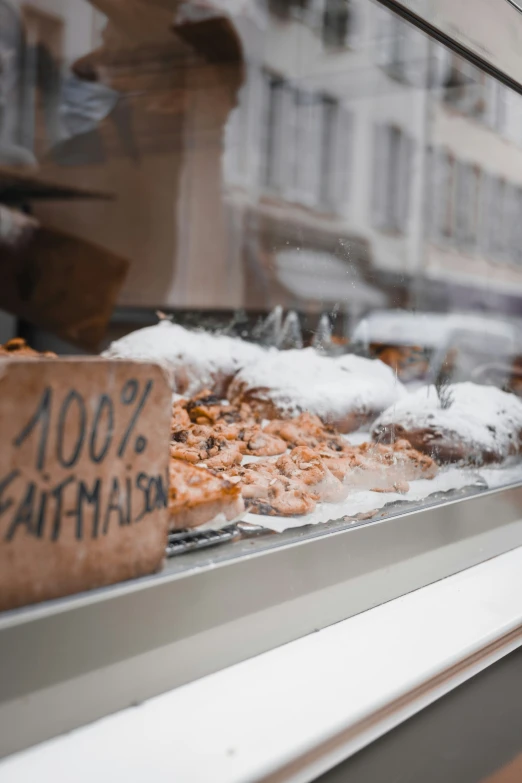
0 337 56 358
343 440 437 490
231 426 287 456
228 348 406 433
265 412 349 451
171 399 191 433
226 462 317 517
169 458 244 529
185 389 257 426
170 428 243 470
301 439 436 490
171 389 438 518
103 321 265 396
172 391 286 461
276 447 347 502
372 382 522 465
224 438 436 517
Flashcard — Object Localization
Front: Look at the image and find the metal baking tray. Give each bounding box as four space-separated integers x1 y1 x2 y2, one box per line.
1 482 522 758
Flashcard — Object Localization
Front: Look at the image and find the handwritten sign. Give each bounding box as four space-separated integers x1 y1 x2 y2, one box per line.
0 359 171 612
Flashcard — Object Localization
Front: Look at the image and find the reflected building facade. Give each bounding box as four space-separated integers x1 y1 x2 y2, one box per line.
223 0 522 330
0 0 521 340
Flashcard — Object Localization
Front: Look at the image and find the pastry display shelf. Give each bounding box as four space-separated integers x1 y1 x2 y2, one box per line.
1 482 522 759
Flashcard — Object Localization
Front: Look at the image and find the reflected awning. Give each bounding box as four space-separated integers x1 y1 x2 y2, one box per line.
275 249 387 308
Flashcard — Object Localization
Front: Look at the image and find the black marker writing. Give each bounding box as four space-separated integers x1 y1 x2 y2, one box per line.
89 395 114 464
103 477 125 534
51 475 75 541
57 391 86 469
35 489 48 538
12 378 154 474
125 476 132 525
2 470 167 543
5 482 36 541
135 471 168 522
13 387 52 470
118 379 153 458
66 478 101 540
0 469 20 518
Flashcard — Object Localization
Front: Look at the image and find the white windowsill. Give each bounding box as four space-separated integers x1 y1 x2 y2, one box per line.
3 545 522 783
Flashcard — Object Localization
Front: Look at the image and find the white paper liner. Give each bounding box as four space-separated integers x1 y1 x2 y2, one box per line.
193 436 522 536
190 508 247 533
241 466 487 532
475 462 522 489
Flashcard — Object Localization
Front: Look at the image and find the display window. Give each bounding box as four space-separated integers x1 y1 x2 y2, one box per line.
2 0 522 757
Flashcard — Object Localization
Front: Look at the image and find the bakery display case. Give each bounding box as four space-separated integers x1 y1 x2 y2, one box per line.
2 0 522 765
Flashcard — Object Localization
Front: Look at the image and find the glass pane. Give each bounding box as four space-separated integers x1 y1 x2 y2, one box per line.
2 0 522 563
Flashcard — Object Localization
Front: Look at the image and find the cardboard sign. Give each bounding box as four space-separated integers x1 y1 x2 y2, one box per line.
0 359 171 612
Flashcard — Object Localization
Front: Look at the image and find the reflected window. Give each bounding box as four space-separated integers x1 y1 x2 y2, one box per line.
505 183 522 265
21 5 63 155
372 124 413 233
262 73 287 191
322 0 352 48
0 0 24 151
268 0 312 21
454 162 480 252
293 0 313 19
291 89 322 205
490 178 508 259
259 72 353 213
224 66 263 188
485 78 508 133
443 54 486 119
478 176 505 260
431 149 455 243
319 96 352 212
267 0 291 19
375 7 424 84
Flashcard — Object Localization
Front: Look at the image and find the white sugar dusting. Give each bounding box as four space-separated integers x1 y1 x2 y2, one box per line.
373 383 522 459
103 321 266 394
231 347 406 420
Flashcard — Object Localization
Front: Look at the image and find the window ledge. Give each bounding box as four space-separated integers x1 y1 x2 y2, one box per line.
3 545 522 783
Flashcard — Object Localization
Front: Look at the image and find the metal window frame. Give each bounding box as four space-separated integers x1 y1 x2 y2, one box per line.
377 0 522 99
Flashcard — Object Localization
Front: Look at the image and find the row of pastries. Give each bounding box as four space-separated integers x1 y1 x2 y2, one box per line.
105 322 522 529
4 323 520 531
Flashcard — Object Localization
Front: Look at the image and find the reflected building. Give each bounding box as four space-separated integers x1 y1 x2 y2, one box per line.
0 0 521 339
0 0 104 161
223 0 430 331
424 50 522 315
223 0 522 330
